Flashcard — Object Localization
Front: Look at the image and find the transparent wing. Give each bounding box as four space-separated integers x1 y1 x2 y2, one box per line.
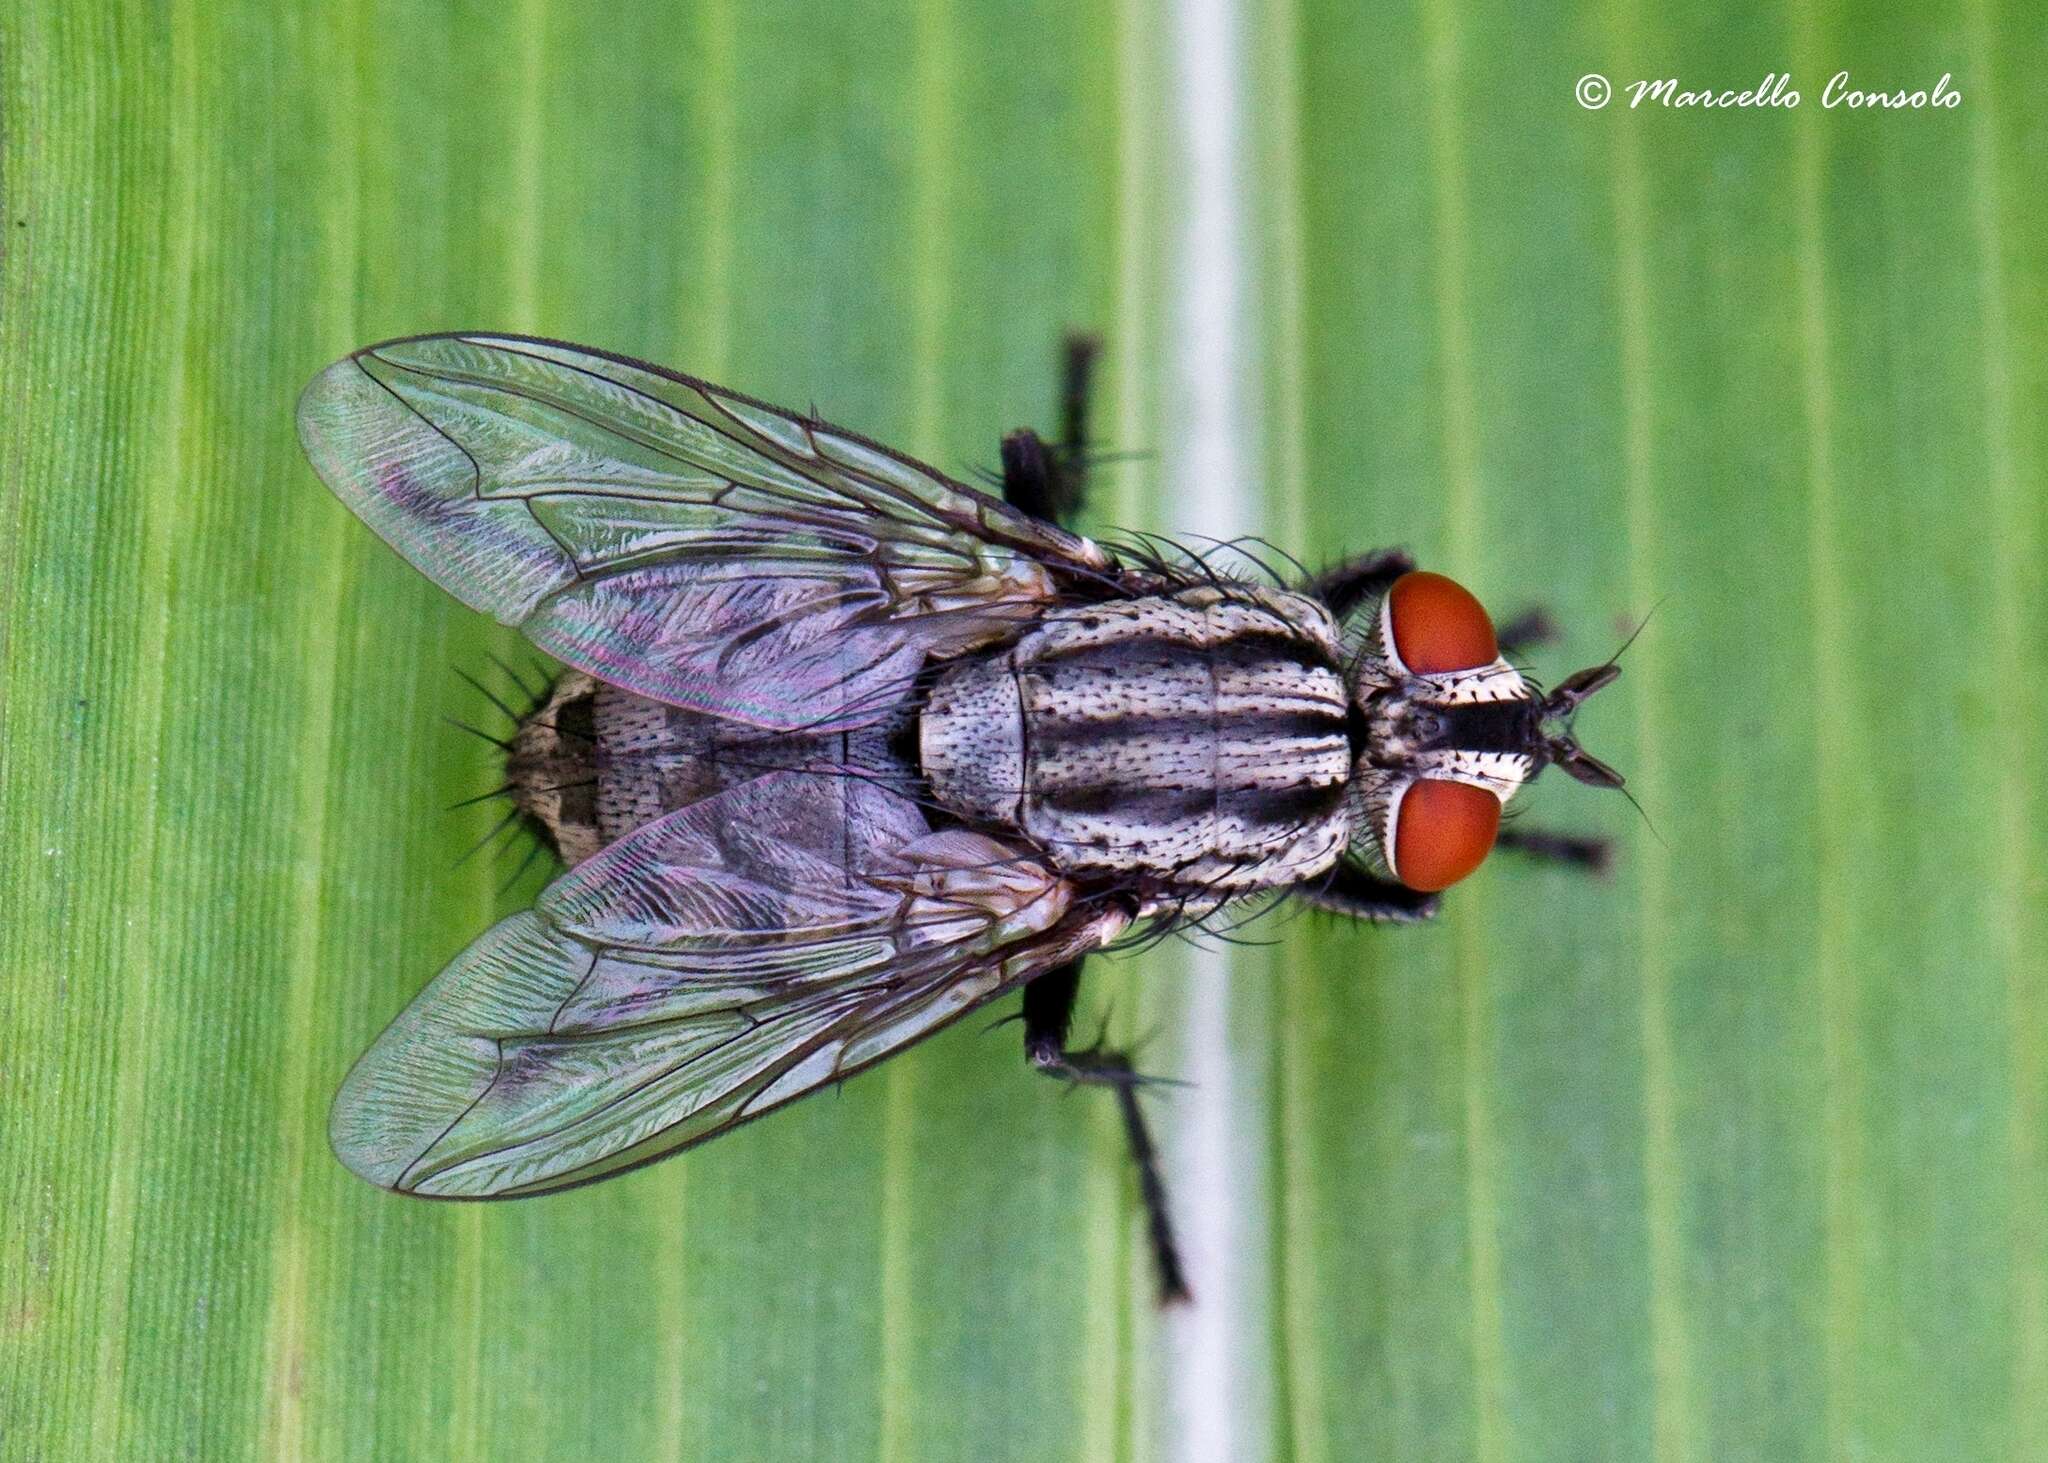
297 333 1115 731
330 771 1127 1197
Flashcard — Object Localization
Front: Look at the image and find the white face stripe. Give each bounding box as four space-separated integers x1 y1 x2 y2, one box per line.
1379 763 1520 885
1409 749 1532 804
1376 595 1531 704
1415 658 1531 705
1380 778 1414 884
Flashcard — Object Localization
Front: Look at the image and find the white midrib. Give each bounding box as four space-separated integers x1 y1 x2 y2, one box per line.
1157 0 1270 1458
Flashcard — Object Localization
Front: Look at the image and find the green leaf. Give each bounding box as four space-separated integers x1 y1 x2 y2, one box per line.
3 1 2041 1459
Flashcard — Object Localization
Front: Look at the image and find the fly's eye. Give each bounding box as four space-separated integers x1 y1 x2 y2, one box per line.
1387 571 1498 674
1389 777 1501 891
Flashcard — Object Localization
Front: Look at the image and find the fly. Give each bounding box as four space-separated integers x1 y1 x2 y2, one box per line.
298 333 1625 1304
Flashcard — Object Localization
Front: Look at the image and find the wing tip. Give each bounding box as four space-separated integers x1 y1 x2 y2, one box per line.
293 353 369 461
326 911 578 1200
327 1060 428 1195
295 351 423 518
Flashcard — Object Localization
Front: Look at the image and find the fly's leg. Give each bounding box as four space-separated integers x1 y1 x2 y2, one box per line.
999 431 1065 524
1309 557 1563 660
1291 860 1443 922
1307 548 1583 665
1497 826 1612 873
1001 332 1099 527
1021 959 1191 1304
1056 331 1099 516
1304 548 1416 621
1006 338 1190 1301
1296 842 1608 903
1495 609 1561 657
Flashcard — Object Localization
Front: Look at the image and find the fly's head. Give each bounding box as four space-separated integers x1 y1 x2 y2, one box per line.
1343 571 1624 892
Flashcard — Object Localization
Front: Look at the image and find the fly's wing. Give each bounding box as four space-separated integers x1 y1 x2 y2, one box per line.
297 334 1116 732
330 771 1127 1197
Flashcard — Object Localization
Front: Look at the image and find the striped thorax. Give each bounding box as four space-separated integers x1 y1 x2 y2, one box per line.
921 586 1352 892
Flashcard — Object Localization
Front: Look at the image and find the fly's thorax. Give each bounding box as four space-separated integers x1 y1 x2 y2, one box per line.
920 586 1352 890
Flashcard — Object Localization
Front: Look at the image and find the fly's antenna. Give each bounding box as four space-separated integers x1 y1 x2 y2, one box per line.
1609 598 1663 664
1538 600 1663 784
1528 600 1666 848
1546 598 1662 721
1614 780 1666 849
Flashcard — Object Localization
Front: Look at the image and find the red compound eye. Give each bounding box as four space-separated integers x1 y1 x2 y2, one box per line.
1390 777 1501 891
1387 571 1499 673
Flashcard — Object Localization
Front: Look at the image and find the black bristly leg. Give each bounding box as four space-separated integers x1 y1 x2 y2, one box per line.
1291 860 1442 923
1495 608 1561 658
1497 826 1612 874
1304 548 1416 622
1022 960 1192 1305
1009 342 1195 1301
1307 549 1558 658
1057 331 1100 514
1001 333 1100 527
1000 430 1064 524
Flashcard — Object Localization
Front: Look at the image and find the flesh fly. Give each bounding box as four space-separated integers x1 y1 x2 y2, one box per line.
298 334 1623 1302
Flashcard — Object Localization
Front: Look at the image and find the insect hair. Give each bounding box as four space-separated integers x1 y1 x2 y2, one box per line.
445 717 515 752
1096 531 1278 606
452 663 523 729
453 804 524 867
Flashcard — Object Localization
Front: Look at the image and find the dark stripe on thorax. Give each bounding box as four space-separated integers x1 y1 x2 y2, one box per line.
1037 761 1346 833
1037 781 1214 824
1218 778 1348 832
1206 628 1341 673
1028 625 1337 673
1028 633 1200 672
1031 707 1347 754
